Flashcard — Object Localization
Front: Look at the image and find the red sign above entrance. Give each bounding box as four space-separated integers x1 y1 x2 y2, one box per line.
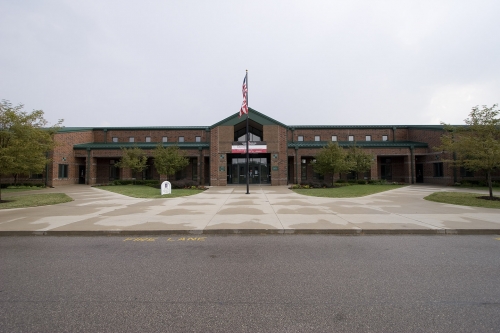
232 141 267 154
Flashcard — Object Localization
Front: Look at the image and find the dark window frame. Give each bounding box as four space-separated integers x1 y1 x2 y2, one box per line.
433 162 444 177
460 167 474 178
58 164 68 178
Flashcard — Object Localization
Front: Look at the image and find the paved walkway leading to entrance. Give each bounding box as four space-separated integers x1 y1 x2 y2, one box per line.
1 185 499 235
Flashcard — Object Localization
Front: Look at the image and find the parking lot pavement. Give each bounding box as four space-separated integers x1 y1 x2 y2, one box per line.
0 185 499 235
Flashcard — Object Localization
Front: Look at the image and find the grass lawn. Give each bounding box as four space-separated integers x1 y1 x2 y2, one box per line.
96 185 204 198
424 192 500 209
1 186 45 194
455 186 499 192
0 193 73 209
292 185 406 198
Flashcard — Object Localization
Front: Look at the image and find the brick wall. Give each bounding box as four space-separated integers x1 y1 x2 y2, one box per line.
288 128 396 142
99 129 208 143
263 125 288 185
46 122 500 188
408 128 443 149
49 130 93 186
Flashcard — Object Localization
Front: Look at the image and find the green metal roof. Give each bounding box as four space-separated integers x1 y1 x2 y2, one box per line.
73 142 210 150
54 127 93 133
210 108 288 128
92 126 209 131
289 125 447 130
288 141 428 149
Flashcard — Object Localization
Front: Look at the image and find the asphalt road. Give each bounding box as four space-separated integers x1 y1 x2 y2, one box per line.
1 235 500 333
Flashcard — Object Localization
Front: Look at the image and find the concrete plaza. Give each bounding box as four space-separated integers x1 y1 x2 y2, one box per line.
1 185 499 235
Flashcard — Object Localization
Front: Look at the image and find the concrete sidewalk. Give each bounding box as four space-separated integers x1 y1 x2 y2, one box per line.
1 185 499 235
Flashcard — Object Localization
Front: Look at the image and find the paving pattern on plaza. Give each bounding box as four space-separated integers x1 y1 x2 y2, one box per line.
1 185 499 233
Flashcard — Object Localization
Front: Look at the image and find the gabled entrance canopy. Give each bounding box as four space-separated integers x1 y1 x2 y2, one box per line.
210 108 288 129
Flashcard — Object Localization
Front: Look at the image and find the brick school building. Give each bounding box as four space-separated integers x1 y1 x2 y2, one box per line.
16 108 497 187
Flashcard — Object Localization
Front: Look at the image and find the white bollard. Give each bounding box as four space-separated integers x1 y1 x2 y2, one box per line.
161 181 172 195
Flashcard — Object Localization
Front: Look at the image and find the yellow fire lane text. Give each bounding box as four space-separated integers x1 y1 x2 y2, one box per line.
123 237 158 242
167 237 206 241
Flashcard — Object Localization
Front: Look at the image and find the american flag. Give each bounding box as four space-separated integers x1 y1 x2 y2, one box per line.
239 75 248 117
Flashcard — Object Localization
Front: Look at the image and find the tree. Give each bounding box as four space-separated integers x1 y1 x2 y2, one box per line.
0 100 62 201
346 144 373 180
438 104 500 199
115 147 148 181
153 144 189 180
313 142 352 186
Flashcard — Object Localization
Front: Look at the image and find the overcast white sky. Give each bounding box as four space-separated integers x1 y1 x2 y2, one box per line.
1 0 499 127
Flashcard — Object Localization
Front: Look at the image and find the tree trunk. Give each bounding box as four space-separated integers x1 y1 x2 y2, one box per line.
487 170 493 199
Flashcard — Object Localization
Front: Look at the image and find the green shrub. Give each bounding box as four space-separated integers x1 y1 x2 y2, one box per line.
367 179 389 185
357 180 367 185
170 179 197 189
336 179 347 184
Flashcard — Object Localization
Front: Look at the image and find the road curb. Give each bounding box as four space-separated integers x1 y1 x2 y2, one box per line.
1 229 499 236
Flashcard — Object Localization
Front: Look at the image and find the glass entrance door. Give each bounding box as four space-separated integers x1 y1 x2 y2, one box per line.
260 162 269 184
228 155 270 185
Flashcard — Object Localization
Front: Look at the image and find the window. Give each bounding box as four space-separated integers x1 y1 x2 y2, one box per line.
30 173 43 179
331 135 337 141
129 137 134 143
348 135 354 141
58 164 68 178
162 136 168 142
192 158 198 181
112 137 118 143
382 135 388 141
433 163 444 177
314 135 320 141
178 136 184 142
366 135 371 141
175 168 187 180
195 136 201 142
381 159 392 180
298 135 304 141
460 167 474 177
301 159 307 180
234 125 263 141
145 136 151 142
142 165 152 180
109 165 119 180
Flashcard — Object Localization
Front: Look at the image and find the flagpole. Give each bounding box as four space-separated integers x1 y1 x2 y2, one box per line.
245 69 250 195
